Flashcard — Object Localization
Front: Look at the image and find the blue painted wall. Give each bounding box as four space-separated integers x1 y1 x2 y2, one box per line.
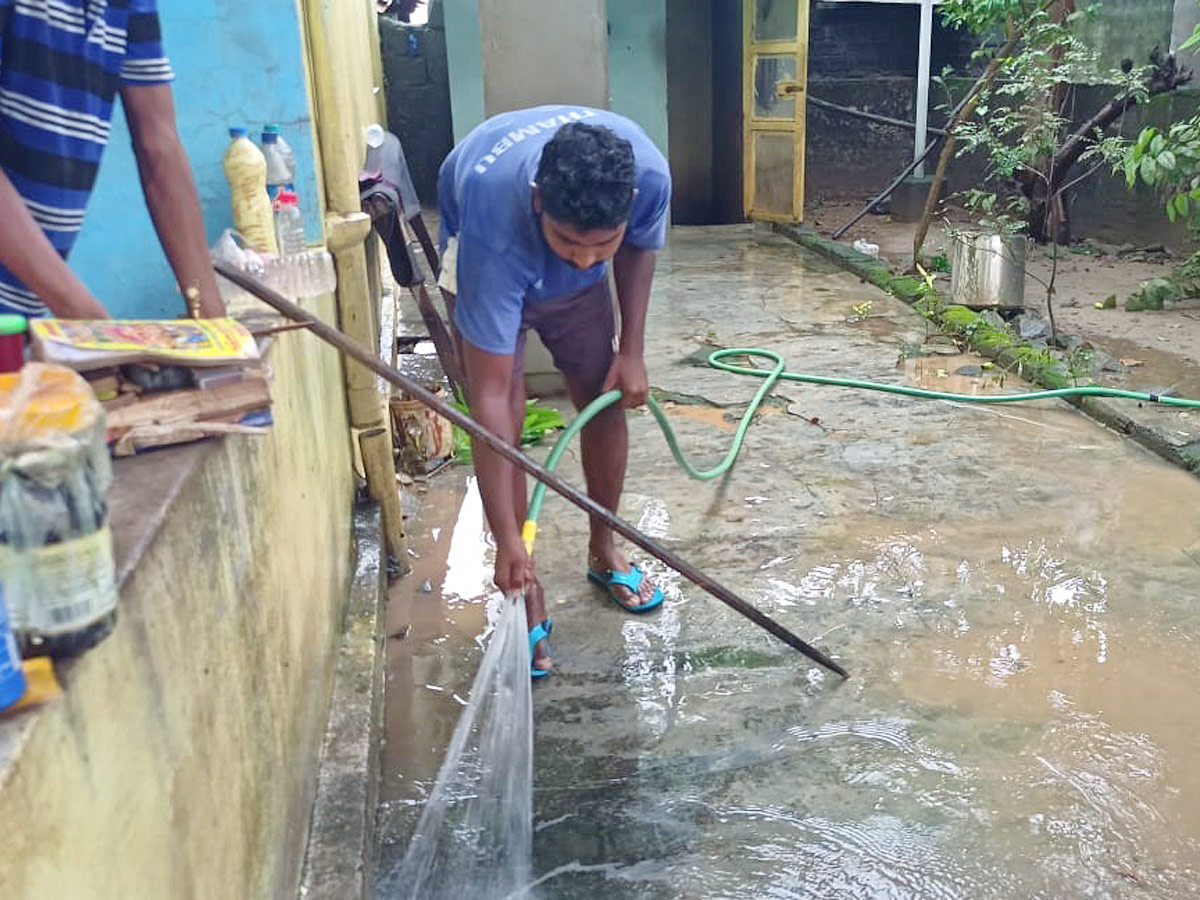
69 2 321 319
607 0 670 159
443 0 486 142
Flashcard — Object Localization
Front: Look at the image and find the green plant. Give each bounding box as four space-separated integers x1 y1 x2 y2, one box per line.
1118 9 1200 300
917 0 1188 256
939 0 1156 243
451 399 567 464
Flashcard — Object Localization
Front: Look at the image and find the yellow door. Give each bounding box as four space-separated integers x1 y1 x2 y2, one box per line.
743 0 810 222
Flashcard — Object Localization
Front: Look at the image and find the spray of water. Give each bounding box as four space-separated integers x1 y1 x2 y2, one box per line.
376 593 537 899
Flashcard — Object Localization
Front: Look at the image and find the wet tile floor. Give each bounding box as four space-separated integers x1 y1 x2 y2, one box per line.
379 226 1200 899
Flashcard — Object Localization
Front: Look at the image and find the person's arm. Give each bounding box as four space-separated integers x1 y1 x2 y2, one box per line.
602 243 657 407
120 82 224 318
461 340 531 595
0 172 109 318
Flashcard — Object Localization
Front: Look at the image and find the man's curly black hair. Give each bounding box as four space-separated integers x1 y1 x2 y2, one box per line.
535 123 636 230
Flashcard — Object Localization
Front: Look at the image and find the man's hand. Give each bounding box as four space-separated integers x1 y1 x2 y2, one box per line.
602 349 650 408
494 537 534 596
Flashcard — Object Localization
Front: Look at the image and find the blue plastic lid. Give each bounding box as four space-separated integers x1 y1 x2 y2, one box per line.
263 124 280 134
261 131 279 144
229 126 248 138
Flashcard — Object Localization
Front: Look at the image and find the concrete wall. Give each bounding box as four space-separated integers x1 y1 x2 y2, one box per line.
444 0 487 141
1077 0 1173 70
70 2 323 320
667 0 714 224
0 297 355 899
380 8 455 205
712 0 745 224
808 2 975 79
1067 87 1196 249
478 0 609 115
1171 0 1200 52
609 0 670 158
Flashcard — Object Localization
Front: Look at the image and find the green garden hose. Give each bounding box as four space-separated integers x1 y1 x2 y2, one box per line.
520 348 1200 548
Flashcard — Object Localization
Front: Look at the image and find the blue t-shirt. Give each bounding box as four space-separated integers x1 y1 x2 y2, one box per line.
0 0 175 316
438 105 671 355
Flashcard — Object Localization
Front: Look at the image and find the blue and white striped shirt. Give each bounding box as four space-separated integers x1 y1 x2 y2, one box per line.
0 0 174 316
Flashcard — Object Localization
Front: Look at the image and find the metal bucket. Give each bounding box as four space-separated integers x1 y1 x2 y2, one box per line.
949 232 1026 309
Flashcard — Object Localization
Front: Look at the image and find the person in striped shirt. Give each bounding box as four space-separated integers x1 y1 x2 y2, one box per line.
0 0 223 318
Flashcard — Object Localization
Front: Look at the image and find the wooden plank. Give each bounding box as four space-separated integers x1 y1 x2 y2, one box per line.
104 375 272 434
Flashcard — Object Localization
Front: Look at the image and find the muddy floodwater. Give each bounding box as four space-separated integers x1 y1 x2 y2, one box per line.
379 227 1200 899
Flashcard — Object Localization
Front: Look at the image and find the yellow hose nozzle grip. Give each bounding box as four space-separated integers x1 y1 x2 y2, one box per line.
521 520 537 556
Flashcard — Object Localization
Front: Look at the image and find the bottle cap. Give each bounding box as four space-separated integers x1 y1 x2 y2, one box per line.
274 189 300 208
229 126 248 138
263 124 281 134
0 314 27 337
365 123 386 149
262 131 279 144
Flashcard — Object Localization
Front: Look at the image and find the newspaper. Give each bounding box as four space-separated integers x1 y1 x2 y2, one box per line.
30 318 260 371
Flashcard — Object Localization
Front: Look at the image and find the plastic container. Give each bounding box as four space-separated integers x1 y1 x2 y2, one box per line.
0 314 27 374
0 587 25 711
273 189 306 258
0 364 118 658
223 127 278 255
262 125 297 204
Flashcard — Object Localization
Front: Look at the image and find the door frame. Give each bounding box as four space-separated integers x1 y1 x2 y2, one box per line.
742 0 810 222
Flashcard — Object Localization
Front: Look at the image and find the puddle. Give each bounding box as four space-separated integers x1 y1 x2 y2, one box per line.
377 228 1200 899
660 403 737 433
1093 336 1200 403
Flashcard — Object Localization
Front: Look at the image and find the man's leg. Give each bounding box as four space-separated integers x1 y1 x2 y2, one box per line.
562 375 657 610
533 281 657 611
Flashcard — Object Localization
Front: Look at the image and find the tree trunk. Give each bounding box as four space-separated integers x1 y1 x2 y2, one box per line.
913 25 1025 262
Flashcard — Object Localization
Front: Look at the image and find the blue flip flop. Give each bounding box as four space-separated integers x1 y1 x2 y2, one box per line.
529 618 552 680
587 564 664 614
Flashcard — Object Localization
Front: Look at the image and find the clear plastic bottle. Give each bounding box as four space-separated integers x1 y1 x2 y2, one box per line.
0 364 118 659
262 125 296 204
274 189 306 258
223 127 278 255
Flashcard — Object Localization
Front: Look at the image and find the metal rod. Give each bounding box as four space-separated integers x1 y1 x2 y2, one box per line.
216 262 849 679
832 65 992 240
808 96 946 137
915 0 935 177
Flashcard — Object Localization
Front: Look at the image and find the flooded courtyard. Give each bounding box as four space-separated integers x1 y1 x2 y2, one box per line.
378 226 1200 898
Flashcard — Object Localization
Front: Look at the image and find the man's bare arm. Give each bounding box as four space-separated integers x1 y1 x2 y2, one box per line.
0 170 108 318
461 338 532 594
122 83 224 317
602 243 657 407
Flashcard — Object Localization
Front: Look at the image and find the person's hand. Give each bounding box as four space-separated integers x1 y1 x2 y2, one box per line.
602 349 649 409
494 537 534 596
52 283 110 320
197 284 226 318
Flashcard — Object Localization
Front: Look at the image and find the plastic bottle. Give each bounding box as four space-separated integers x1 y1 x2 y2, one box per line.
223 127 278 255
0 364 118 659
273 189 306 258
261 125 296 204
0 589 26 712
0 314 27 374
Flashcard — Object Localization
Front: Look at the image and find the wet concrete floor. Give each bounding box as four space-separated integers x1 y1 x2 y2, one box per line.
378 226 1200 898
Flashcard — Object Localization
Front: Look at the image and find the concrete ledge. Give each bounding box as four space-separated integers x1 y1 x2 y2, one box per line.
0 294 356 898
776 224 1200 480
300 501 387 900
